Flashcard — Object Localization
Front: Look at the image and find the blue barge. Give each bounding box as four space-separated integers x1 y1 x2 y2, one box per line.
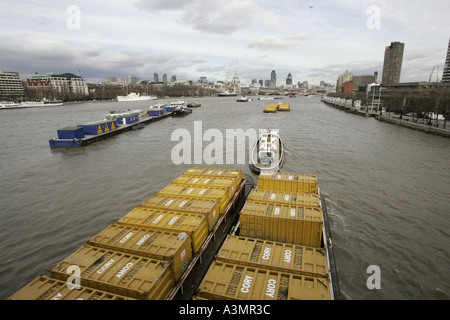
49 104 174 148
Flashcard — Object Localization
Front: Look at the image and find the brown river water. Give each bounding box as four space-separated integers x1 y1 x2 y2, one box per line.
0 95 449 299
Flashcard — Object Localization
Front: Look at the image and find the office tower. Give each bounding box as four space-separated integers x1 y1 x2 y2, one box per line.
269 70 276 88
443 38 450 83
381 41 404 84
286 73 293 85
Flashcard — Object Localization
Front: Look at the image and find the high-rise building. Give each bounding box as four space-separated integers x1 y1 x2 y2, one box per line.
381 41 404 84
269 70 276 88
286 73 293 85
0 70 24 99
442 38 450 83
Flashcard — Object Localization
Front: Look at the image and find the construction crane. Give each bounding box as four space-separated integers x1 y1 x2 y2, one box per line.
429 66 435 82
429 66 440 82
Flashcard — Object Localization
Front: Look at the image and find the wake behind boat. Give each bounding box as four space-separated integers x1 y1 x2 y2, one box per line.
249 129 285 174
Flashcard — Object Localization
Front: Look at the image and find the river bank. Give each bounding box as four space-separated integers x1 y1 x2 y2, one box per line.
375 114 450 137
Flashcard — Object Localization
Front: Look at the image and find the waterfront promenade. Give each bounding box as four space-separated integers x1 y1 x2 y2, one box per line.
375 114 450 137
321 98 450 138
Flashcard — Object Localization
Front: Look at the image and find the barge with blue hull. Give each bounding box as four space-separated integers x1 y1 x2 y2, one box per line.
49 104 175 148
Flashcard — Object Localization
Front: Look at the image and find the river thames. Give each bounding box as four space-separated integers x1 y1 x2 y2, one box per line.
0 95 449 299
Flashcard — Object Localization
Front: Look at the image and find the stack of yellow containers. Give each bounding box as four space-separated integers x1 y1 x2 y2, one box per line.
9 168 242 300
195 171 332 300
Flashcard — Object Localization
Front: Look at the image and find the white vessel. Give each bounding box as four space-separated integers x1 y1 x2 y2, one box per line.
236 96 253 102
0 101 26 109
117 92 157 102
21 100 64 107
249 129 285 174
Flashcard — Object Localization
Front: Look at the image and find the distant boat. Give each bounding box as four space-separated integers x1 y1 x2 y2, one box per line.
117 92 157 102
187 102 201 108
21 100 63 107
0 101 26 110
218 92 238 97
259 96 274 100
236 96 253 102
172 106 193 117
249 129 285 174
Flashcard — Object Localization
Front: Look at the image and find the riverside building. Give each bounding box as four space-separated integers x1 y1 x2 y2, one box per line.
0 70 25 100
27 72 89 97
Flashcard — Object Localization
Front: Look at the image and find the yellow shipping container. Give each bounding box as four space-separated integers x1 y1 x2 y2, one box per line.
141 195 220 231
216 235 329 278
87 224 192 281
257 172 318 194
8 275 134 300
196 261 331 300
158 183 231 214
173 175 238 197
118 207 208 253
239 200 323 247
49 245 174 300
247 189 321 207
184 167 242 187
278 103 290 111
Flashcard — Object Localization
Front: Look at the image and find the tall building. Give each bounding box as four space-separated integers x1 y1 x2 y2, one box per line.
442 37 450 83
286 73 293 85
269 70 276 88
381 41 405 84
0 70 24 99
153 73 159 83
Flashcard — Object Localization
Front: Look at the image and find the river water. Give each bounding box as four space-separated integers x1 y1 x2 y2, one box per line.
0 96 449 300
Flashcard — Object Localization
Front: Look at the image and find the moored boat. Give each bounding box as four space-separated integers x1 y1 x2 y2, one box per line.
187 102 201 108
172 106 193 116
117 92 157 102
21 100 63 107
249 129 285 174
0 101 26 109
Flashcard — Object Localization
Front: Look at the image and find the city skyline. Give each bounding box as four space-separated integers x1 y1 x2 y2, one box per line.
1 1 449 85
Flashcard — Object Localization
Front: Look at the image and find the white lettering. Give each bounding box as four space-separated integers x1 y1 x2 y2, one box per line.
120 232 134 244
274 207 280 215
50 292 63 300
116 262 134 278
265 279 277 298
136 234 150 246
97 259 115 274
283 249 292 263
167 216 179 226
165 199 174 206
152 214 164 224
179 200 188 208
262 247 272 260
241 275 253 293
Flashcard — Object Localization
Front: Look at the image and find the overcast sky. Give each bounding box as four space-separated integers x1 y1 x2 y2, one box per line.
1 0 449 85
